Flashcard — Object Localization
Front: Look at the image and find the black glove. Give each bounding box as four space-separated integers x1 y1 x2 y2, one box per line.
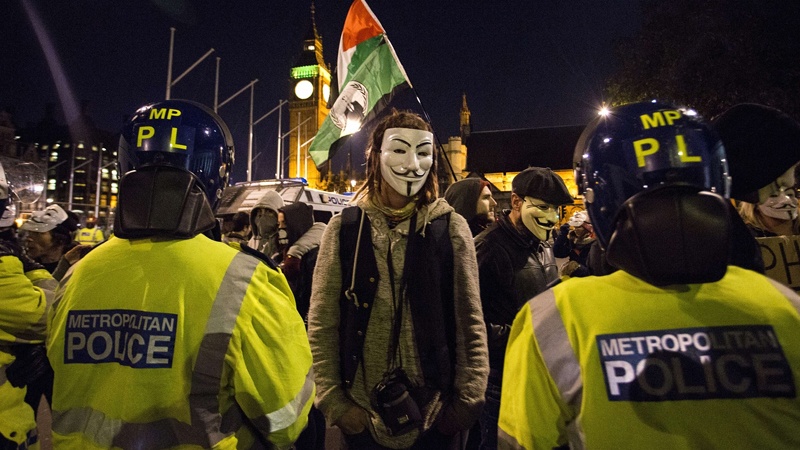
7 344 53 389
281 255 302 281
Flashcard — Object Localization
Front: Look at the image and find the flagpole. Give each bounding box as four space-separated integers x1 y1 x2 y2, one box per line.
409 87 458 182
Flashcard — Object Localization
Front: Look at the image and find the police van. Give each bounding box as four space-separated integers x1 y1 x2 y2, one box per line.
216 178 352 223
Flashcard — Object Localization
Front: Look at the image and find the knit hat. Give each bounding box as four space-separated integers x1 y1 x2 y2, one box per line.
712 103 800 201
512 167 573 205
444 178 487 222
20 204 78 234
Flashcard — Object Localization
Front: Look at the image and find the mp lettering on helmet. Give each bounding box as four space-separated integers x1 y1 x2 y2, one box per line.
633 110 702 168
640 110 682 129
136 108 188 151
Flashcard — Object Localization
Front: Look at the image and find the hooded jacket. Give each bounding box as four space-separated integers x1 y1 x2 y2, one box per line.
277 202 325 321
308 197 488 449
247 190 285 256
444 178 491 237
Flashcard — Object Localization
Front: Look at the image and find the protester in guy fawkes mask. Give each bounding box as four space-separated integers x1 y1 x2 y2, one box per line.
554 210 595 278
307 109 488 449
738 165 800 237
715 103 800 238
246 190 284 258
21 204 80 274
472 166 573 450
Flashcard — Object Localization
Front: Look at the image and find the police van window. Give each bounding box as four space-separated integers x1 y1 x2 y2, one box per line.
305 191 313 202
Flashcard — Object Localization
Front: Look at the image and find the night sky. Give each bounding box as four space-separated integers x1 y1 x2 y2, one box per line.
3 0 641 183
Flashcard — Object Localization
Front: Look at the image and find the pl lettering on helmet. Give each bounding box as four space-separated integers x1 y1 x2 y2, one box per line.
135 108 190 152
64 309 177 369
633 110 702 168
597 325 795 402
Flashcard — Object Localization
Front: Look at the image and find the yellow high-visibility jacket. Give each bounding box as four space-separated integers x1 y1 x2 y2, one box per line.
499 266 800 450
76 227 104 245
1 252 55 449
47 235 314 449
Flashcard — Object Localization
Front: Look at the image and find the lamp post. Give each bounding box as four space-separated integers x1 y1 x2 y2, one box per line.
95 159 117 218
253 99 288 179
217 79 259 181
68 158 94 211
165 27 214 100
301 136 315 180
279 116 312 179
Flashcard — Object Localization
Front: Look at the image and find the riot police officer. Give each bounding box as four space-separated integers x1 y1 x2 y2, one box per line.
498 101 800 449
47 100 314 449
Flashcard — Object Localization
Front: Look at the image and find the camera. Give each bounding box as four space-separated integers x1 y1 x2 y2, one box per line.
372 368 423 436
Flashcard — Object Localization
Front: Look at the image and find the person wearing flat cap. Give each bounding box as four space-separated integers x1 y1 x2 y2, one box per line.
472 166 573 449
714 103 800 237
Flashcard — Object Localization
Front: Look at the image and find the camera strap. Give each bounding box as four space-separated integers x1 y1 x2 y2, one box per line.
385 212 417 373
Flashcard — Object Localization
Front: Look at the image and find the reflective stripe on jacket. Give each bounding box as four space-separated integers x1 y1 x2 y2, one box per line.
1 254 52 448
47 235 314 449
498 266 800 450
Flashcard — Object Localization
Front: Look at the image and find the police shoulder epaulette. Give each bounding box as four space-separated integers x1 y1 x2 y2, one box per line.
234 242 279 271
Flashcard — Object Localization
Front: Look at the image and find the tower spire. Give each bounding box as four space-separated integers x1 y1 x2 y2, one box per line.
460 92 472 139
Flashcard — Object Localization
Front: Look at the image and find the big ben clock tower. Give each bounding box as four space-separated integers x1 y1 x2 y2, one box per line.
288 4 331 188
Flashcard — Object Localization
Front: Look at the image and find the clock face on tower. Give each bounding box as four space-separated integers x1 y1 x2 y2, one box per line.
294 79 314 100
322 83 330 103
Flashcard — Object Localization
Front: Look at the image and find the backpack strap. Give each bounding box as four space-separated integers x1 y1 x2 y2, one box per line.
405 212 456 390
338 206 379 387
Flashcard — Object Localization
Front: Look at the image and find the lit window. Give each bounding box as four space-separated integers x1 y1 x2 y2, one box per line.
78 143 84 149
307 45 315 51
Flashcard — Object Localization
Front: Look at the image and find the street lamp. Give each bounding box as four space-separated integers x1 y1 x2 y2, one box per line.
301 135 315 180
95 159 117 218
217 79 259 181
253 100 288 179
279 116 312 179
68 158 94 210
165 27 214 100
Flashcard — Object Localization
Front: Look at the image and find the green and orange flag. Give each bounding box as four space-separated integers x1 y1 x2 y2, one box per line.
308 0 412 168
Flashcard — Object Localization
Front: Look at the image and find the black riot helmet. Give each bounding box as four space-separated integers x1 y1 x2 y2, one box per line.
116 100 234 238
118 99 234 210
574 101 730 248
573 101 733 285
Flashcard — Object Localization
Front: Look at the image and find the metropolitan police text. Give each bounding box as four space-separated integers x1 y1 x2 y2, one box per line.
65 309 178 369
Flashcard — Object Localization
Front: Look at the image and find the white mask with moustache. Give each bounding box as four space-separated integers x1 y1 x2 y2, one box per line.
380 128 434 197
520 196 559 241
